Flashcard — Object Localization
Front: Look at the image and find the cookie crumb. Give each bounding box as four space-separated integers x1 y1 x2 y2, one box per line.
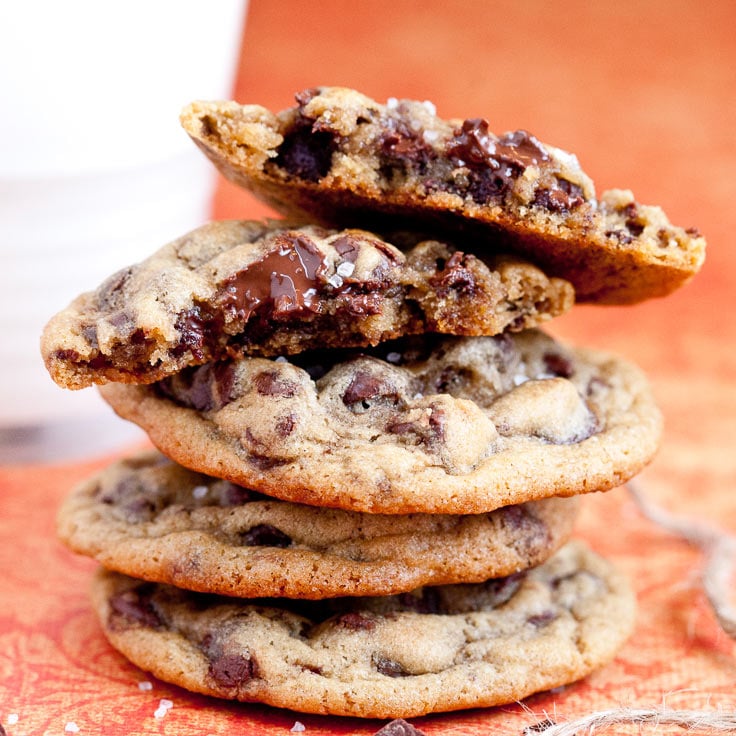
290 721 306 732
64 723 80 733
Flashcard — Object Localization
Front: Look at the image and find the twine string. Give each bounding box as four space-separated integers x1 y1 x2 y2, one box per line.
627 480 736 640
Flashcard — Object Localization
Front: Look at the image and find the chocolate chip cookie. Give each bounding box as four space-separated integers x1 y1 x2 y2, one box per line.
99 329 662 514
42 220 572 389
180 86 705 304
91 541 635 718
58 450 578 599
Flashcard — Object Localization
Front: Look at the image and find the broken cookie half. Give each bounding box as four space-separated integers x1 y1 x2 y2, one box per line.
181 86 705 304
41 220 572 389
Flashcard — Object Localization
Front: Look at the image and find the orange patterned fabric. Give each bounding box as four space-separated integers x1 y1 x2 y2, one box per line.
2 1 735 733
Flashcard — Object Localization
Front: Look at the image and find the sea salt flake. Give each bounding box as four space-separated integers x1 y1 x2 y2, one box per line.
65 723 80 733
327 273 343 289
386 352 402 364
335 261 355 278
7 714 19 725
192 485 208 499
291 722 306 732
154 699 174 718
138 680 153 691
386 97 399 110
422 129 440 143
422 100 437 115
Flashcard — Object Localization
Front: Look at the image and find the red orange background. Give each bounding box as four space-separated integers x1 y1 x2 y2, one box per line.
2 1 735 733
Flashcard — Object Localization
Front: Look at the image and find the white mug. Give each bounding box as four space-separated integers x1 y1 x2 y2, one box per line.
0 0 248 461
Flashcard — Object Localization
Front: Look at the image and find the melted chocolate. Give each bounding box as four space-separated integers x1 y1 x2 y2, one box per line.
219 233 327 322
447 119 549 171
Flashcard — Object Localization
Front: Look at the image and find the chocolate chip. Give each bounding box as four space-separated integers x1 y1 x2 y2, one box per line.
275 413 297 437
429 251 477 294
398 587 442 614
342 370 399 411
373 654 410 677
379 119 436 179
505 506 551 557
208 652 259 688
201 632 260 688
274 120 335 181
543 352 574 378
527 611 557 627
109 584 163 630
253 370 298 398
448 120 548 170
335 612 377 631
240 524 292 548
218 482 269 506
481 572 525 608
174 306 220 362
157 362 236 412
374 719 428 736
465 168 513 204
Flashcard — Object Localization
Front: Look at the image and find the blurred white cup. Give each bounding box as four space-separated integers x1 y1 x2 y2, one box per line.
0 0 248 461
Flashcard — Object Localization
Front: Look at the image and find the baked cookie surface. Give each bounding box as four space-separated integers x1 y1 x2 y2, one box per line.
42 220 572 389
91 541 635 718
180 87 705 304
100 330 662 514
58 451 578 599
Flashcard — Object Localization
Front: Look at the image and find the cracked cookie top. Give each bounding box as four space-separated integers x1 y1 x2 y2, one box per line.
181 86 705 304
100 330 662 514
58 450 578 599
41 220 572 389
91 541 635 718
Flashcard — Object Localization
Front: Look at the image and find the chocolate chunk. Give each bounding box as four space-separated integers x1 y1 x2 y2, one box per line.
373 654 410 677
218 233 328 323
218 482 269 506
447 120 549 170
208 652 259 688
240 524 292 548
332 234 361 262
527 610 557 627
379 119 436 178
157 362 236 412
275 413 297 437
429 251 477 294
481 572 525 608
201 632 260 688
253 370 298 398
342 370 400 410
465 167 513 204
109 584 163 630
543 352 574 378
274 120 335 181
505 506 551 557
533 179 585 212
174 306 220 362
374 719 427 736
335 612 377 631
398 587 442 614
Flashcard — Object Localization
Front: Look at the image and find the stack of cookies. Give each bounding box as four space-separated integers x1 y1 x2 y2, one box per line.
43 87 705 719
